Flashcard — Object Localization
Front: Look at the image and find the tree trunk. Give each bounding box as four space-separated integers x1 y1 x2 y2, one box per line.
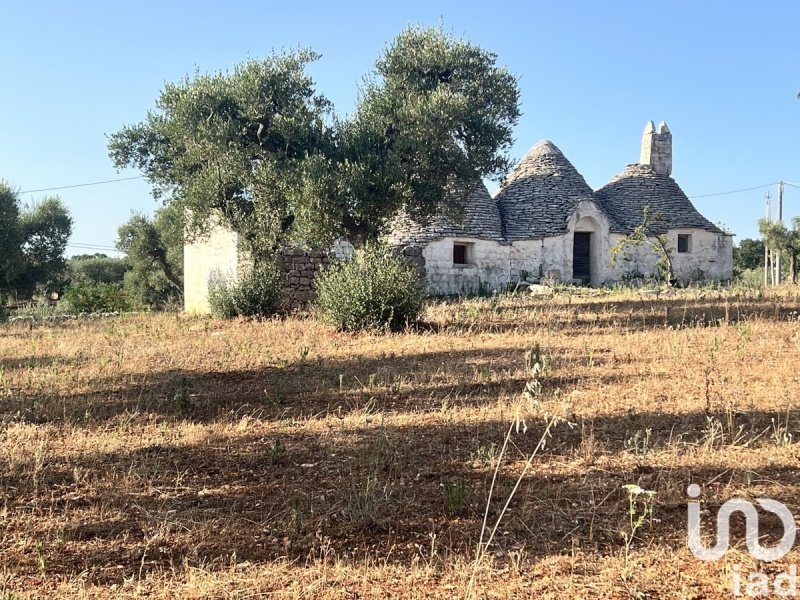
652 236 676 286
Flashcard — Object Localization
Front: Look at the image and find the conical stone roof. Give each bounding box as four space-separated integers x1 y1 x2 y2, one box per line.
494 140 596 240
386 180 504 246
595 164 723 234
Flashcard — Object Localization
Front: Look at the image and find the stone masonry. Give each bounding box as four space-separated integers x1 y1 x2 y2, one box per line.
185 121 734 308
279 250 329 311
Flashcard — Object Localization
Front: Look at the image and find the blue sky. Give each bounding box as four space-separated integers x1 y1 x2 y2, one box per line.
2 1 799 255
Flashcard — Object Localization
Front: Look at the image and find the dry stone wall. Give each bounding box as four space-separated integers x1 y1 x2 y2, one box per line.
279 250 330 311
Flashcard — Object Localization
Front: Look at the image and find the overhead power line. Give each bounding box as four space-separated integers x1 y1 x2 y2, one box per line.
67 243 119 251
16 174 796 204
689 182 779 199
20 175 145 194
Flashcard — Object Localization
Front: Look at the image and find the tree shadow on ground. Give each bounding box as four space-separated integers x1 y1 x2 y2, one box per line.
6 407 799 585
7 343 629 423
430 294 800 334
0 355 84 371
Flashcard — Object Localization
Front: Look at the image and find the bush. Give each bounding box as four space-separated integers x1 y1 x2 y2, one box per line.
733 267 764 290
316 244 424 331
208 261 284 319
208 276 237 319
63 283 133 313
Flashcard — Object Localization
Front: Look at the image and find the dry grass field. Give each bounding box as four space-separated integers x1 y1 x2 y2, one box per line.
1 287 800 598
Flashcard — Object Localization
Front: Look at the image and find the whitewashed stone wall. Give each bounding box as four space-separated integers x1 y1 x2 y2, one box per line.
184 222 241 314
184 215 733 307
417 202 733 294
183 219 344 314
421 238 509 295
668 229 733 282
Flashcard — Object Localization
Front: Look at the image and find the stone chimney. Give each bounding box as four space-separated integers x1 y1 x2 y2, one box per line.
640 120 672 176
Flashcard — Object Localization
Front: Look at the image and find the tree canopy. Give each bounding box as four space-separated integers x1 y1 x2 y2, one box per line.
116 202 184 308
0 182 73 300
15 197 73 297
337 26 520 242
759 217 800 283
68 254 128 287
108 26 521 259
0 183 23 296
732 238 765 275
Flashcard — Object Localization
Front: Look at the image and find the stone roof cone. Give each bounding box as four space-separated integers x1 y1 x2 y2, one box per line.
385 180 504 246
597 122 722 234
494 140 595 240
595 163 723 234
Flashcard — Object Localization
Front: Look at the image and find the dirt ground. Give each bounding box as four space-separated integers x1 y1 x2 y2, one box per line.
1 287 799 598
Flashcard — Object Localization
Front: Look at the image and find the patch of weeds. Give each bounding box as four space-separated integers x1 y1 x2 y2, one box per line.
771 413 793 447
369 429 397 474
269 438 286 464
522 343 546 408
579 421 599 465
474 363 492 382
701 415 724 451
471 443 497 467
624 428 652 456
621 483 656 563
343 475 391 531
173 376 193 413
444 479 467 514
36 540 47 575
288 497 305 534
298 345 310 364
264 371 288 406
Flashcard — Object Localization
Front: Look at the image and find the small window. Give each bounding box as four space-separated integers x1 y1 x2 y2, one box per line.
453 243 468 264
677 234 691 253
453 242 472 265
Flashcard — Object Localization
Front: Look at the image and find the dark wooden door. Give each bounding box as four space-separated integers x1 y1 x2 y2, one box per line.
573 232 591 284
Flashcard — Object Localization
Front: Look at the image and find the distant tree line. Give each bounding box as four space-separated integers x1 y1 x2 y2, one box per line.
1 178 183 314
0 182 72 305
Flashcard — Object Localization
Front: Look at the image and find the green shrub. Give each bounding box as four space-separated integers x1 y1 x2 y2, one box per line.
233 262 284 317
63 283 133 313
733 268 764 290
208 261 284 319
316 244 424 331
208 276 238 319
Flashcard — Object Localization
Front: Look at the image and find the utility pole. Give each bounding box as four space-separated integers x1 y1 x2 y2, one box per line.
777 181 784 285
765 191 771 287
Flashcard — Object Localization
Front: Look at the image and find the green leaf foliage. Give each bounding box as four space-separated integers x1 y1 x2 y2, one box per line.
63 282 133 313
108 26 521 254
315 244 424 331
108 49 336 259
610 207 676 284
208 260 285 319
340 25 521 242
68 254 129 286
0 182 22 298
0 183 73 299
759 216 800 283
116 203 184 308
733 238 765 275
